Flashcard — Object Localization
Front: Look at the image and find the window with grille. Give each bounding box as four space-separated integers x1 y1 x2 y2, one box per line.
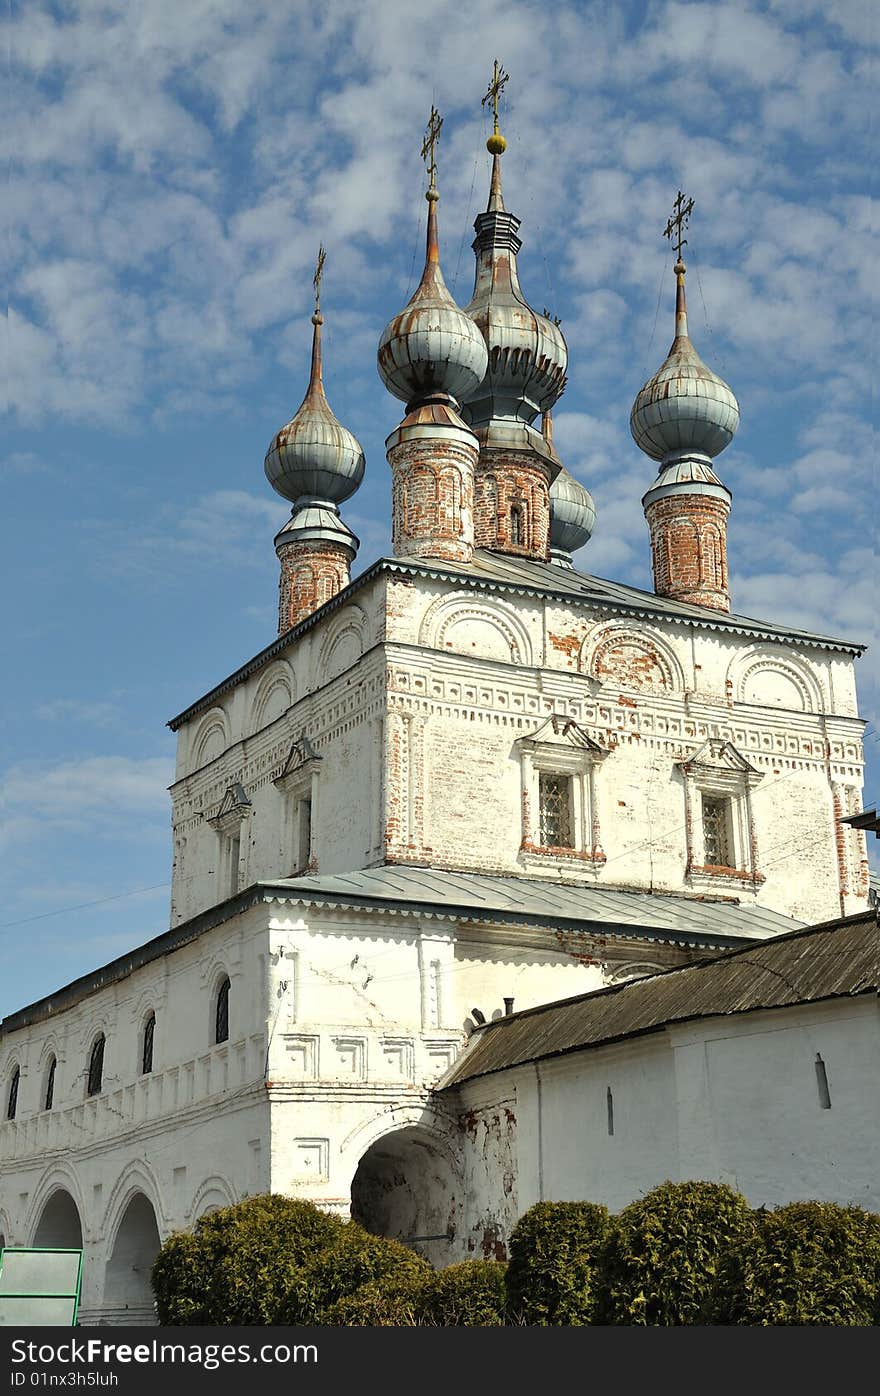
539 773 574 848
142 1014 155 1075
702 794 733 867
44 1057 56 1111
215 977 230 1045
87 1035 105 1097
6 1068 20 1120
510 505 523 546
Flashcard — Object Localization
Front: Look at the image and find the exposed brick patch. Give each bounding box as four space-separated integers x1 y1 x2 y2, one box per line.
388 436 478 562
645 493 731 611
474 449 552 560
275 540 351 633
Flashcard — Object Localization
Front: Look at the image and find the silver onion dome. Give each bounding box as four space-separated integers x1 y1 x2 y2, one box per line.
265 309 366 506
630 261 739 463
461 146 568 433
549 467 596 565
377 187 488 411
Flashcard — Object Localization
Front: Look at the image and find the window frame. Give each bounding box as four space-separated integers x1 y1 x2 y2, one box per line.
6 1067 20 1121
142 1012 156 1076
87 1034 105 1098
44 1056 56 1112
215 976 230 1046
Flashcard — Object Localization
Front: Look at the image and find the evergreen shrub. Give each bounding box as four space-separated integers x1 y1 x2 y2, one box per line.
280 1223 432 1324
505 1201 610 1325
420 1260 508 1326
714 1200 880 1326
598 1179 754 1325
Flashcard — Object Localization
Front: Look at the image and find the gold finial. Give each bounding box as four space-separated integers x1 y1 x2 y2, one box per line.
664 190 695 269
483 58 509 154
312 244 326 320
421 105 443 198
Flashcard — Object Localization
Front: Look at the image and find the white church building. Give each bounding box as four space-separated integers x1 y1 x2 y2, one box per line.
0 98 872 1324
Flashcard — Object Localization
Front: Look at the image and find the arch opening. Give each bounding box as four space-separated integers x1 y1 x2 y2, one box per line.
350 1126 461 1269
104 1193 161 1324
33 1190 83 1249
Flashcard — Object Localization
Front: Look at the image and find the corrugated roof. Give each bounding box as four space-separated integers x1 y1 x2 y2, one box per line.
1 869 803 1034
168 551 865 728
439 908 880 1088
263 866 802 944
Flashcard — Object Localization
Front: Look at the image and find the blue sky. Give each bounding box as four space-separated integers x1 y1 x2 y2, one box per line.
3 0 876 1018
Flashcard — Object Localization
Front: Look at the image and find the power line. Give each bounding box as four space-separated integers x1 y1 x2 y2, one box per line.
0 883 170 931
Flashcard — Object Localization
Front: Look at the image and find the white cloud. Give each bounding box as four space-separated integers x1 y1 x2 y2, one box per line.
0 755 174 847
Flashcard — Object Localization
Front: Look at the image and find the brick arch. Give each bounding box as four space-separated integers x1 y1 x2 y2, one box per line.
418 591 533 666
191 708 229 770
188 1175 237 1222
403 463 441 535
317 604 367 683
250 661 296 734
102 1161 169 1249
581 622 684 693
728 646 824 714
27 1165 87 1246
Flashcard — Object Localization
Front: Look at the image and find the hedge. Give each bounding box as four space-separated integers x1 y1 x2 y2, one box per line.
505 1201 610 1325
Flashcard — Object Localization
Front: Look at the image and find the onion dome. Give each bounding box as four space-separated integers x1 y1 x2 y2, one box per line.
265 300 365 506
460 133 568 442
377 141 488 411
630 259 739 464
549 468 596 566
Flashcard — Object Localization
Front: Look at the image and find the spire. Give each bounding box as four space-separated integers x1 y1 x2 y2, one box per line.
483 59 509 211
304 244 326 403
377 107 488 411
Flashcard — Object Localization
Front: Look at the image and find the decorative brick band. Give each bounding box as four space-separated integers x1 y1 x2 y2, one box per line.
388 435 478 563
474 450 552 560
644 493 731 612
275 541 352 633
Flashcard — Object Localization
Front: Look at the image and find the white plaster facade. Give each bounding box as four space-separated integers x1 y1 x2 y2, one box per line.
0 555 871 1321
448 991 880 1227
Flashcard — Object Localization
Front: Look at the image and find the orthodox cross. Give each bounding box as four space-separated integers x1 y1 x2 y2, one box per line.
421 106 443 191
663 190 695 260
482 59 509 135
313 244 326 313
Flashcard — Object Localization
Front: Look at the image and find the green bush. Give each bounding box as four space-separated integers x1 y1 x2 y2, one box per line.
420 1260 508 1326
280 1223 432 1324
322 1275 427 1326
505 1201 610 1325
714 1200 880 1326
598 1180 754 1325
151 1194 345 1325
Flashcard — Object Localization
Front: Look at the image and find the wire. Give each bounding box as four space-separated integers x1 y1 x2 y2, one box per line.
0 883 171 931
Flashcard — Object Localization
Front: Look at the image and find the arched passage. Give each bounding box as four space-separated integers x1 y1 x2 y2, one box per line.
33 1190 83 1249
104 1193 161 1324
350 1126 462 1269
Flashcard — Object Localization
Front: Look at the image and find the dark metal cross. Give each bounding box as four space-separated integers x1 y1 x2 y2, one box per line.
482 58 509 133
313 244 326 312
421 105 443 191
663 190 695 259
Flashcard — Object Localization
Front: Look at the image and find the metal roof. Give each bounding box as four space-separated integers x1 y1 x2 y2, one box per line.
167 551 865 729
0 869 801 1034
262 866 802 944
840 808 880 836
438 908 880 1089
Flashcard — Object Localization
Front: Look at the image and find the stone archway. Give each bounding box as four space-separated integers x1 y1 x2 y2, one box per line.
350 1126 462 1269
104 1193 161 1325
33 1190 83 1249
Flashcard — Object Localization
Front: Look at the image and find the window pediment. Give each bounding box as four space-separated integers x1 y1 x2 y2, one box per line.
207 781 253 834
274 735 322 794
675 738 762 790
516 715 609 766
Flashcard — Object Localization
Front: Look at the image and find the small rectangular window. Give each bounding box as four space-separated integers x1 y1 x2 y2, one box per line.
539 773 573 848
227 834 241 896
702 795 732 867
297 798 312 872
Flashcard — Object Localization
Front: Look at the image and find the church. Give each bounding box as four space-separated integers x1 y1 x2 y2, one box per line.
0 77 872 1324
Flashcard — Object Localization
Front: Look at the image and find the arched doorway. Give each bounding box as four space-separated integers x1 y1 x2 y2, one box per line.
350 1126 461 1268
104 1194 161 1324
33 1190 83 1249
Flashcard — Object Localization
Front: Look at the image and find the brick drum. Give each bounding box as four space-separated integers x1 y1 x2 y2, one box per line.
473 450 552 560
275 539 352 632
645 493 730 611
388 435 478 563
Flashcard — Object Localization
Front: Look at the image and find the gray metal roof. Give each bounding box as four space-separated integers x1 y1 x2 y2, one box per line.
167 551 865 729
439 908 880 1088
262 866 801 944
0 868 801 1034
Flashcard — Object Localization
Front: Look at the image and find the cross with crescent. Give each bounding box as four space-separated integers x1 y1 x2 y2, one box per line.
482 58 509 134
421 106 443 191
664 190 695 261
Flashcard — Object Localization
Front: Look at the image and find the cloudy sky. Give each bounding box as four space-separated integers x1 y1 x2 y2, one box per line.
3 0 876 1017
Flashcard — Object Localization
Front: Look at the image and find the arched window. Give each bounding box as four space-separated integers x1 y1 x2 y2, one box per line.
142 1014 155 1075
215 977 230 1045
44 1056 56 1111
87 1035 105 1097
6 1068 20 1121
